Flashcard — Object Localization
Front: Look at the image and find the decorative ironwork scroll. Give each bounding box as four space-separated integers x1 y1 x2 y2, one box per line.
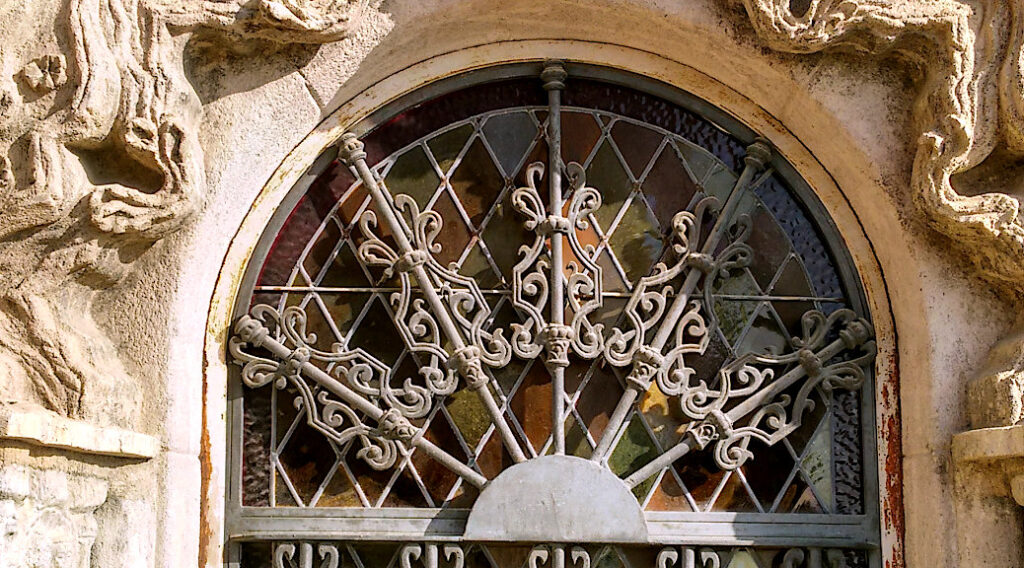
264 542 863 568
230 62 877 518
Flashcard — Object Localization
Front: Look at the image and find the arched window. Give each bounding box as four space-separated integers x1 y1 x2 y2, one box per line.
227 62 879 568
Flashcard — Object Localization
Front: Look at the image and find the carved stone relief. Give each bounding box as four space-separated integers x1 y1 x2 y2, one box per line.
0 465 108 568
0 0 373 428
739 0 1024 426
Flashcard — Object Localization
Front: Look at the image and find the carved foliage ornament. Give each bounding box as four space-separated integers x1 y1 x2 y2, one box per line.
740 0 1024 291
0 0 370 423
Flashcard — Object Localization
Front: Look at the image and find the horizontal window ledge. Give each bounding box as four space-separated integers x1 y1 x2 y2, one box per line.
0 401 158 459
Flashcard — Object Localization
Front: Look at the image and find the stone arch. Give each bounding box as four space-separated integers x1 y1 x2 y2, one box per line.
193 40 929 567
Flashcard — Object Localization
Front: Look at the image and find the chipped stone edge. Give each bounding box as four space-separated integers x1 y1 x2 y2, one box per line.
0 403 158 459
952 424 1024 506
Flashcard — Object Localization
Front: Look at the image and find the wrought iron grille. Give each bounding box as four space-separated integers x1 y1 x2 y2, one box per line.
227 62 880 568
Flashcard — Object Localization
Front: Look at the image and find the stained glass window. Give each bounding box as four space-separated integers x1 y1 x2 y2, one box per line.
228 62 879 568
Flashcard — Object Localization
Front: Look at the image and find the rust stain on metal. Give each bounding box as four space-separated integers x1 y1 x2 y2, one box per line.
881 353 905 568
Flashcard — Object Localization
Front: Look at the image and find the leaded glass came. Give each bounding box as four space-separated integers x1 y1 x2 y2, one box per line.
228 63 879 568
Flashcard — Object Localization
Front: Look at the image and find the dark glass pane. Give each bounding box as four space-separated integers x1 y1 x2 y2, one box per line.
384 145 440 208
482 111 538 176
562 111 603 165
586 141 633 230
450 137 505 228
646 471 694 512
641 143 699 230
429 189 473 267
429 123 474 176
611 119 663 177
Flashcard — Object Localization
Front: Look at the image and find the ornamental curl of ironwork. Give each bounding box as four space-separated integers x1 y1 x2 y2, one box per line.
229 61 876 495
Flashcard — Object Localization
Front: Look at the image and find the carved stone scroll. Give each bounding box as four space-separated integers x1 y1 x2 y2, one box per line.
0 0 373 427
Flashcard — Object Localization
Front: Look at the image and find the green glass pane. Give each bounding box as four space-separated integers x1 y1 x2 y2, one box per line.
428 124 474 176
450 137 505 228
801 423 833 512
564 416 594 459
734 304 789 356
480 191 534 284
318 240 372 288
702 165 738 202
608 196 663 283
458 242 502 290
318 292 370 337
445 389 492 450
347 295 404 365
608 414 660 500
711 270 761 346
384 146 440 208
593 547 626 568
482 111 538 176
586 141 633 230
675 139 718 184
725 550 760 568
769 256 815 297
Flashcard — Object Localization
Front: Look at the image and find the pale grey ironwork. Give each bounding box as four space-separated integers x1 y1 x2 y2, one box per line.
464 455 646 542
274 542 339 568
228 61 881 568
229 60 874 490
268 542 858 568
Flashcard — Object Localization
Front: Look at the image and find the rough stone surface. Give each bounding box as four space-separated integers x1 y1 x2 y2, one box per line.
0 465 108 568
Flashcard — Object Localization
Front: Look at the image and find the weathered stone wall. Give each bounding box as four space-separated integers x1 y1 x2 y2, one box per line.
1 1 1021 567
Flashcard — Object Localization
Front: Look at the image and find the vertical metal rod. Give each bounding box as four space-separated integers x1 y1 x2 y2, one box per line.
544 61 568 455
341 135 527 464
552 545 566 568
592 140 772 463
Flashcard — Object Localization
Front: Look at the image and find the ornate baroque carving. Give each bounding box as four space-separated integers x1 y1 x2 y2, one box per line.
0 0 370 425
740 0 1024 291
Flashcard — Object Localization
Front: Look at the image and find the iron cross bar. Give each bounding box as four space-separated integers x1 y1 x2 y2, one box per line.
231 309 488 488
621 312 874 488
590 138 774 463
338 133 529 464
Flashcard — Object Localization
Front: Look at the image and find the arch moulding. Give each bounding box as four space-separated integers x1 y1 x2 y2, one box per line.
201 39 913 568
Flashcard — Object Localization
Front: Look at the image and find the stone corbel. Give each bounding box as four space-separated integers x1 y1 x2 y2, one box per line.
952 424 1024 506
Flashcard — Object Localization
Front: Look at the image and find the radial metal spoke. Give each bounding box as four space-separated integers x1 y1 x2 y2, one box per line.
230 308 488 489
591 139 773 464
339 135 528 464
621 310 874 488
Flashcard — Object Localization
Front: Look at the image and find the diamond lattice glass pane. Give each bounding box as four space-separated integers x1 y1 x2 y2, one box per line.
449 137 506 228
236 76 874 568
482 111 539 176
384 145 441 208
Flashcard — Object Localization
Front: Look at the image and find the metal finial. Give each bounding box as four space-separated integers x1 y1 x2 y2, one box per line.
743 137 772 170
339 132 366 166
541 60 567 91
